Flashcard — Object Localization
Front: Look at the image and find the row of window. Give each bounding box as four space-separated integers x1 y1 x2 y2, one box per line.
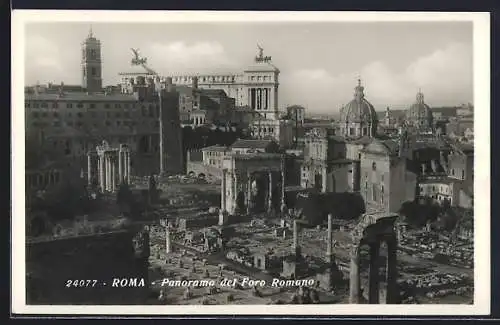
32 120 160 129
26 101 157 109
30 111 138 119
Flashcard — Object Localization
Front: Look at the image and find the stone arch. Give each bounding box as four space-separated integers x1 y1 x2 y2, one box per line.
349 213 399 304
198 173 206 179
188 171 196 177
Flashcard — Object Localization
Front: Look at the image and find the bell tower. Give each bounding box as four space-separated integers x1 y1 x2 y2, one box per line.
81 27 103 93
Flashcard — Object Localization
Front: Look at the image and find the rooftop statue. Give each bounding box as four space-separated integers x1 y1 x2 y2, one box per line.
131 48 148 66
255 44 272 63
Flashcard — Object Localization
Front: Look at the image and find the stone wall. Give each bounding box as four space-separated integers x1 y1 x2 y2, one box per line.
26 230 150 305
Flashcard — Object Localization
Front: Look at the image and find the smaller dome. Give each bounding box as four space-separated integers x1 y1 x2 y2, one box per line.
407 90 433 126
340 80 377 124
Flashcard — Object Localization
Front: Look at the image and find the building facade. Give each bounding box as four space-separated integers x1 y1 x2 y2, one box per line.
359 139 417 213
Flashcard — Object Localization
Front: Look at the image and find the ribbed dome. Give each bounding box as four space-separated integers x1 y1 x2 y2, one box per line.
408 91 432 119
340 80 377 124
407 91 433 128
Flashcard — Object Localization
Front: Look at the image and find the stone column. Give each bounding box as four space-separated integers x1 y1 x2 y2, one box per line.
368 243 380 304
267 171 273 212
166 227 171 254
99 155 105 192
326 213 333 263
322 166 328 193
105 155 111 191
280 156 286 213
126 152 131 184
292 219 300 256
104 155 109 191
111 156 116 192
232 173 238 214
257 88 261 110
349 247 360 304
118 150 123 184
246 171 252 215
385 237 398 304
87 153 92 186
221 169 227 212
265 88 269 110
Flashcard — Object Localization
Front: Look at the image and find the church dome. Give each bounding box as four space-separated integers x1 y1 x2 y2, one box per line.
340 80 377 124
406 90 433 128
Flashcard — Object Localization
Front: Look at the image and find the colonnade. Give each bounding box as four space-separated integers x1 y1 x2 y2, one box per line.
220 167 286 217
249 87 273 111
89 141 131 193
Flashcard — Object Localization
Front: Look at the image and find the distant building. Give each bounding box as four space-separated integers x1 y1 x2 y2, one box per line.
417 177 460 206
447 142 474 187
406 90 433 132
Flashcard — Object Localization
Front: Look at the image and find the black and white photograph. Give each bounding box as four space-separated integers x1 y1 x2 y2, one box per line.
11 11 490 315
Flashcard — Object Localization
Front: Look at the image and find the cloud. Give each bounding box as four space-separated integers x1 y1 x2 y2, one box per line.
146 41 238 74
25 35 64 83
281 42 473 114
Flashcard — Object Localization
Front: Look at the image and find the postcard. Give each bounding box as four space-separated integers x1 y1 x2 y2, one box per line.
11 10 491 316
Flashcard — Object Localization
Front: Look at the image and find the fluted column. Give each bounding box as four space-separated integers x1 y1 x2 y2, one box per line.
349 247 360 304
118 150 123 184
87 154 92 186
111 157 116 192
126 152 131 184
257 88 261 110
267 171 273 212
369 243 380 304
99 155 105 192
106 155 111 191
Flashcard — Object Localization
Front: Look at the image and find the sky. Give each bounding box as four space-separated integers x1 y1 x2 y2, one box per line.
24 21 473 114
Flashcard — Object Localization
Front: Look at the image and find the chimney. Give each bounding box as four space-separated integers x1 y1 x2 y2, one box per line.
192 76 199 89
326 213 333 263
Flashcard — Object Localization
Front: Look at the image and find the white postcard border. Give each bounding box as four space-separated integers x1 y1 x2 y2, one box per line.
11 10 491 315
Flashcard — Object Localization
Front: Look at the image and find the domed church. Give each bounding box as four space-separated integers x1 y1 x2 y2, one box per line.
406 90 433 131
339 79 378 138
